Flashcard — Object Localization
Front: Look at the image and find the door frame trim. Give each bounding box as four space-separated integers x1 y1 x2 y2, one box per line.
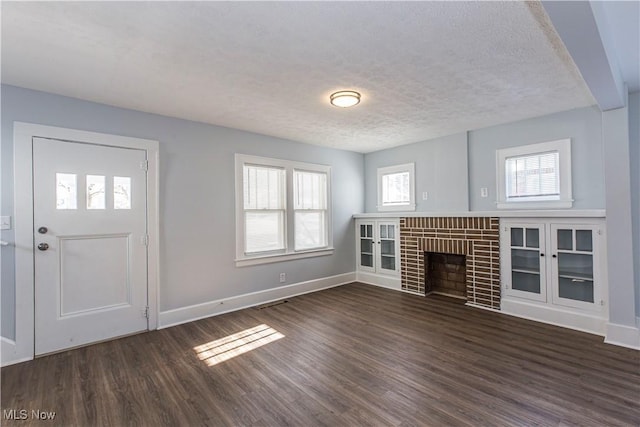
3 122 160 365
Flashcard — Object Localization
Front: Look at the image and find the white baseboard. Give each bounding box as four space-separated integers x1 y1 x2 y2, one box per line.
501 298 607 336
604 320 640 350
159 272 356 329
2 336 33 367
355 271 401 291
465 302 501 313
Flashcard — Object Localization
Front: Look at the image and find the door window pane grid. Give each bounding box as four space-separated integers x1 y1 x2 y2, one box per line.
86 175 106 210
114 176 132 210
56 173 77 210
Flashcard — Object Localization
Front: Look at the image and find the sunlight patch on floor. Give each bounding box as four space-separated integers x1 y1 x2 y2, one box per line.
193 324 285 366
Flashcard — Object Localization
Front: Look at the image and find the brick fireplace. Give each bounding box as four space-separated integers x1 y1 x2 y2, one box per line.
400 217 500 309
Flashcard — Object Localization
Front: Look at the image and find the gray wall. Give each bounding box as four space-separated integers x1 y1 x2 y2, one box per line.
363 106 606 213
1 85 364 340
629 91 640 317
363 132 469 212
468 106 605 211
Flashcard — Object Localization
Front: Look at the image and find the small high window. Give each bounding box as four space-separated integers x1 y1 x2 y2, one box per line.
497 139 572 209
377 163 415 212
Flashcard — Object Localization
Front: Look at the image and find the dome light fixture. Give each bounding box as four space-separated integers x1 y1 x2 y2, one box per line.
330 90 361 108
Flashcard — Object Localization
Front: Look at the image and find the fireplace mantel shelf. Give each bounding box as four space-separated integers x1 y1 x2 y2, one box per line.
353 209 606 219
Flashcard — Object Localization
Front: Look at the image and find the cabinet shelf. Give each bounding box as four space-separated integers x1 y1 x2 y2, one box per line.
512 268 540 275
558 274 593 282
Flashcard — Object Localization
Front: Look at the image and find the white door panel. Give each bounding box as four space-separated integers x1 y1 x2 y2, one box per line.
33 137 148 355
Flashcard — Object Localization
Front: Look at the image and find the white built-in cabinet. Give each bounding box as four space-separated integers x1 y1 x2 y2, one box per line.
356 219 401 289
500 218 607 334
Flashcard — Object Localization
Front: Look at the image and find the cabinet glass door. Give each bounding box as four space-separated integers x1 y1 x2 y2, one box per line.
552 226 596 308
358 222 374 269
378 222 397 273
507 225 546 302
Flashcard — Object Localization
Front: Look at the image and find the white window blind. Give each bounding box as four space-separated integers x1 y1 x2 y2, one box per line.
294 170 328 251
235 154 333 266
496 139 571 209
243 164 285 254
506 151 559 200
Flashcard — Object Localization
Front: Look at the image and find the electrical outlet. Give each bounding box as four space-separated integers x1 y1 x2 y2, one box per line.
279 273 286 283
422 192 428 200
480 188 488 198
0 216 11 230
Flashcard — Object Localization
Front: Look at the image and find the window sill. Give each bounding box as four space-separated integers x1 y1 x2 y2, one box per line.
496 200 573 210
377 204 416 212
235 248 334 267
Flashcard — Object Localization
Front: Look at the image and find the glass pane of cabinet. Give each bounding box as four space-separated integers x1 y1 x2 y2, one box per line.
359 222 374 268
512 271 541 293
356 220 399 277
379 223 396 272
554 227 595 306
505 224 546 302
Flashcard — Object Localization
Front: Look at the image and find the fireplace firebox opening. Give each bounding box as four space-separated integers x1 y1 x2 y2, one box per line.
424 252 467 299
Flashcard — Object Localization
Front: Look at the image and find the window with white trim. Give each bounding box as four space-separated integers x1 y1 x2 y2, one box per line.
243 164 286 254
377 163 415 211
497 139 572 209
294 170 327 251
235 154 332 266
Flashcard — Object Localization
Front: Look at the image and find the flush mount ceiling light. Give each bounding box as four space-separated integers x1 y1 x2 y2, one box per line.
330 90 361 108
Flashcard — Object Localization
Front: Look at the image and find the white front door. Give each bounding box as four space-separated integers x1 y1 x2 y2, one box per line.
33 137 149 355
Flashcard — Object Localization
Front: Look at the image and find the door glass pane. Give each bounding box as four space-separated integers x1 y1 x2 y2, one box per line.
575 230 593 252
388 225 395 239
360 239 373 254
361 254 373 267
510 228 523 247
380 256 395 270
56 173 77 210
366 225 372 237
557 229 573 250
512 271 541 294
511 249 540 272
380 225 387 239
558 277 594 303
557 253 593 280
114 176 132 210
381 240 395 256
245 211 285 253
360 224 365 237
86 175 105 210
525 228 539 248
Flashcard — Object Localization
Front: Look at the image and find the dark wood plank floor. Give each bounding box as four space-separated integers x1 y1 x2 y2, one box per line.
2 282 639 426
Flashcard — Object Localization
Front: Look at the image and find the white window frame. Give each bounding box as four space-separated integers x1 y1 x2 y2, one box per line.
496 139 573 209
293 169 328 251
377 163 416 212
235 154 333 267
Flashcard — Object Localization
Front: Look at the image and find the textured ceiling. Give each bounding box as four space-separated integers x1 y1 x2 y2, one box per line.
1 1 595 153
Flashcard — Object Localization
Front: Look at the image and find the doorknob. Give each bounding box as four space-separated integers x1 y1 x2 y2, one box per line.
37 243 49 251
38 226 48 234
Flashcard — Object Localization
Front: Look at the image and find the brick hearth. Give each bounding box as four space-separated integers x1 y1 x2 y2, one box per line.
400 217 500 309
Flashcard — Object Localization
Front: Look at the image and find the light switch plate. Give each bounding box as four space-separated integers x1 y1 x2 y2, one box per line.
422 192 428 200
0 216 11 230
480 188 488 198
